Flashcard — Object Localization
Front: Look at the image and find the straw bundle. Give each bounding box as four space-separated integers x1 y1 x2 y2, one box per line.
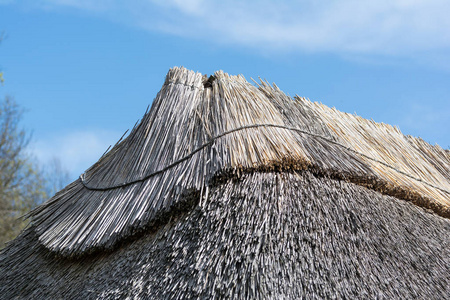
1 171 449 299
1 67 449 299
27 67 449 257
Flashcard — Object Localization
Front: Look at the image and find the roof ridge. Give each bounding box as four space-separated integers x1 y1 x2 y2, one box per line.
27 67 450 257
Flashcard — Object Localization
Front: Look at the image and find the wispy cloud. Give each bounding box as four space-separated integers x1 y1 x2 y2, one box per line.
12 0 450 60
31 129 122 179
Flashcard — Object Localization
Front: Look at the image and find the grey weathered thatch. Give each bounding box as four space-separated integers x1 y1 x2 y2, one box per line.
0 67 449 299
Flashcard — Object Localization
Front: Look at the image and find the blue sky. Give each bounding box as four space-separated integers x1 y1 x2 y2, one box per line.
0 0 449 181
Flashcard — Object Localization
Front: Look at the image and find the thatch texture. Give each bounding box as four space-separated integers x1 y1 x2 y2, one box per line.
25 67 449 257
1 172 449 299
0 67 449 299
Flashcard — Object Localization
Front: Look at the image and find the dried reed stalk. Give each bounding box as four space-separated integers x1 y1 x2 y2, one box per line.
27 67 449 257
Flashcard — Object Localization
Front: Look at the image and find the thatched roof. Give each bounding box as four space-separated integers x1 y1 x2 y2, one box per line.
1 67 449 299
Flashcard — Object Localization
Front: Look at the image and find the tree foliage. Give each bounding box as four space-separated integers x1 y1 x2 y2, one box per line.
0 96 48 248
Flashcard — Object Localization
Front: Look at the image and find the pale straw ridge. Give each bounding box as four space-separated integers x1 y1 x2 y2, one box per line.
298 98 449 209
27 67 449 257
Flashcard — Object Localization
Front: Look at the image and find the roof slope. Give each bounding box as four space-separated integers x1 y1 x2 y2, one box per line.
26 67 449 257
1 171 449 299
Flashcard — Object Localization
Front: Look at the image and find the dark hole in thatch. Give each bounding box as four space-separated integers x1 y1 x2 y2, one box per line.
203 75 216 88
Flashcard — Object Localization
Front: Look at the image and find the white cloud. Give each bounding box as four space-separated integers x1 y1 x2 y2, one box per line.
31 129 122 179
5 0 449 59
16 0 449 58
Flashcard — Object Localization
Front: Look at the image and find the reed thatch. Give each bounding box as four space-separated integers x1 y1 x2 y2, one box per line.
0 67 449 299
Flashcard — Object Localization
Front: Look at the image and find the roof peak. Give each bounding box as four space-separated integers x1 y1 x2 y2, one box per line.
28 67 450 257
